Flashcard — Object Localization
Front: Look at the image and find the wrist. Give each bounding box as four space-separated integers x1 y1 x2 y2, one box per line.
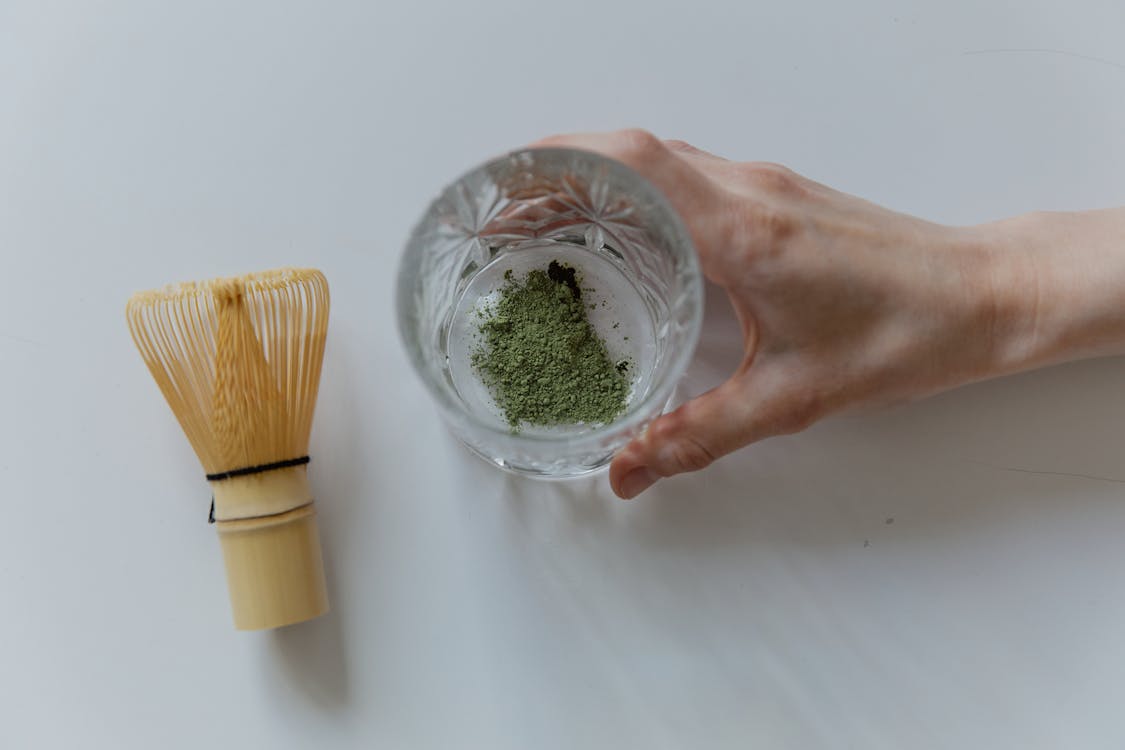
973 209 1125 376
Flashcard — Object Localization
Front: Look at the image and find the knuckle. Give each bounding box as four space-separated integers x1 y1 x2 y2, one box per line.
613 128 665 163
645 410 718 474
742 162 803 195
664 437 717 473
647 415 681 444
530 133 577 151
663 138 695 153
721 200 796 258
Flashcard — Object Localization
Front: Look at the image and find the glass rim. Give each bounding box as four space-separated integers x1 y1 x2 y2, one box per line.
396 146 704 447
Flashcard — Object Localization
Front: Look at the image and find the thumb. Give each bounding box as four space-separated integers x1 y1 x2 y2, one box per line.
609 378 763 499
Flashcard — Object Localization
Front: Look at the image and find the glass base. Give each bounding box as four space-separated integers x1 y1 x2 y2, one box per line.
460 438 612 480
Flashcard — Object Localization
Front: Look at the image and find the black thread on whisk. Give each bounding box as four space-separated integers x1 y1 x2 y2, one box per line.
206 455 310 482
205 456 311 523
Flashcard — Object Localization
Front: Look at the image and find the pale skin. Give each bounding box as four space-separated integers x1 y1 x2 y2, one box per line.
533 129 1125 499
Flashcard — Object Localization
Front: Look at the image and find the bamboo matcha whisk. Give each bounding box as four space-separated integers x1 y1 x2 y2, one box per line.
126 268 331 630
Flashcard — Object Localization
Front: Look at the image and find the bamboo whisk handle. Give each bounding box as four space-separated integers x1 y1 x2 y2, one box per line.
209 465 329 630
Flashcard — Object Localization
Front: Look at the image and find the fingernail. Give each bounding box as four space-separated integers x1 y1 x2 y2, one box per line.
619 466 658 499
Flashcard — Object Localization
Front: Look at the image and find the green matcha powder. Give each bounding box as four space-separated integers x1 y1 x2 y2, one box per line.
472 261 629 430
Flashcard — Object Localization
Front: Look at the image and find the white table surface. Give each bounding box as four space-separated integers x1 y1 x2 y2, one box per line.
4 1 1125 747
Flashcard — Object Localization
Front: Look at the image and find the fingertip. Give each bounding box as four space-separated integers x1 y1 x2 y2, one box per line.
664 139 727 162
609 444 650 499
618 466 657 500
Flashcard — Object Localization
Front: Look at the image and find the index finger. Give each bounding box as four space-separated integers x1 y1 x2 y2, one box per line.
528 130 724 262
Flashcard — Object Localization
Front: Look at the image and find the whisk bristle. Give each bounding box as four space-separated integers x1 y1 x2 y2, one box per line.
126 267 330 475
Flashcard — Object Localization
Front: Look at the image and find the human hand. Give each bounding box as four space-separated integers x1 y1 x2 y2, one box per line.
533 130 1125 499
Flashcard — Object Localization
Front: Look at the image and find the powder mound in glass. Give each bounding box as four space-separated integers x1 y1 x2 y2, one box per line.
471 262 628 430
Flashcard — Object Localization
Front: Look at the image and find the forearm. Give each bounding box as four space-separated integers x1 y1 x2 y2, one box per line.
980 207 1125 375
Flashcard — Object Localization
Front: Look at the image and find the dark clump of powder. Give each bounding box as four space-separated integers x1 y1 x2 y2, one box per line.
472 262 628 430
547 260 581 301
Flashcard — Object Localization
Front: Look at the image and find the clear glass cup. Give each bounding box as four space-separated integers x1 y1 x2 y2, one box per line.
396 148 703 478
